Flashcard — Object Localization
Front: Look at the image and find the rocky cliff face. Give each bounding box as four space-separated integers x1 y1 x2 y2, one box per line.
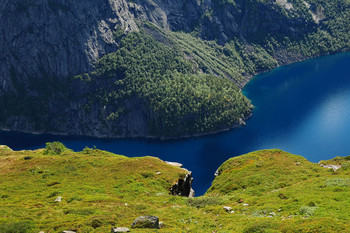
0 0 349 137
0 0 138 94
0 0 316 94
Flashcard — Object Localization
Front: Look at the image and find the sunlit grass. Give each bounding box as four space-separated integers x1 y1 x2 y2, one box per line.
1 145 350 232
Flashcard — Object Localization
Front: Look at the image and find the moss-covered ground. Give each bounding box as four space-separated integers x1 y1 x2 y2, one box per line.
1 144 350 232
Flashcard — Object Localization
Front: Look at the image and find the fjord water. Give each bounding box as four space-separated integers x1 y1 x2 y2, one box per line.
2 52 350 195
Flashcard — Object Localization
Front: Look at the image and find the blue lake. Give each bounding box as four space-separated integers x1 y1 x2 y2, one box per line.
2 52 350 195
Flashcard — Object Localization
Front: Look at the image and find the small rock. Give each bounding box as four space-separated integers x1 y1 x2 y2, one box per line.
288 215 294 218
320 164 341 171
230 211 235 214
238 118 246 126
269 212 276 216
131 216 159 229
243 203 249 206
165 161 183 168
55 196 62 202
39 231 45 233
111 227 130 232
223 206 232 212
62 231 76 233
214 169 220 177
156 171 161 175
159 221 164 228
189 188 195 198
124 203 128 206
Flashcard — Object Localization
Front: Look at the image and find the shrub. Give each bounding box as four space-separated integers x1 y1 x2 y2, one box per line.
82 146 94 154
299 206 316 216
44 141 71 155
91 219 102 228
278 193 288 199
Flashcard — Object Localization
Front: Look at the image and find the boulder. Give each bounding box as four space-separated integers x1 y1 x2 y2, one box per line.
111 227 131 232
214 169 220 177
131 215 159 229
269 212 276 216
166 161 183 168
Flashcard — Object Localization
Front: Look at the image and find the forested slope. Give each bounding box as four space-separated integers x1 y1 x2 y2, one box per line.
1 0 350 137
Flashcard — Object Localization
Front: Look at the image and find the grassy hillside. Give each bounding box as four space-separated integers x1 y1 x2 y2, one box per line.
2 145 350 232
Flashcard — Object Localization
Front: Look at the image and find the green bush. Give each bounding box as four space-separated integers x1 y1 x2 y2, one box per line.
44 141 71 155
299 206 317 216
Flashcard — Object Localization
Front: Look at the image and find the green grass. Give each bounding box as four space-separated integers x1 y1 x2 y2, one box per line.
1 145 350 232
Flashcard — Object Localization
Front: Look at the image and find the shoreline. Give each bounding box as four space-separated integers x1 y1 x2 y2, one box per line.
1 50 350 141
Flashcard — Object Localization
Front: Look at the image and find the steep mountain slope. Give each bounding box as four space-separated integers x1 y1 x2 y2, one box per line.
1 0 350 137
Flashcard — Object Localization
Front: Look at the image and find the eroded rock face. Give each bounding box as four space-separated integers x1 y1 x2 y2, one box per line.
0 0 138 95
0 0 202 97
171 172 195 197
0 0 315 94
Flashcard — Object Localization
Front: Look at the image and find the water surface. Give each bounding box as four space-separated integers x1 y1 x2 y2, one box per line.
2 52 350 195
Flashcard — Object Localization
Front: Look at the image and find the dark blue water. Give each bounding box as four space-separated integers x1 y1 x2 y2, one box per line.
2 52 350 195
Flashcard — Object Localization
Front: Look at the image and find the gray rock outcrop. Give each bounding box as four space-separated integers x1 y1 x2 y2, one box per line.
131 215 159 229
170 171 195 197
319 164 341 171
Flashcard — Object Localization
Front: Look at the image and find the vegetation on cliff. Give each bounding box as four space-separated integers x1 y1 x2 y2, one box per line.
1 144 350 232
2 0 350 137
76 26 253 137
